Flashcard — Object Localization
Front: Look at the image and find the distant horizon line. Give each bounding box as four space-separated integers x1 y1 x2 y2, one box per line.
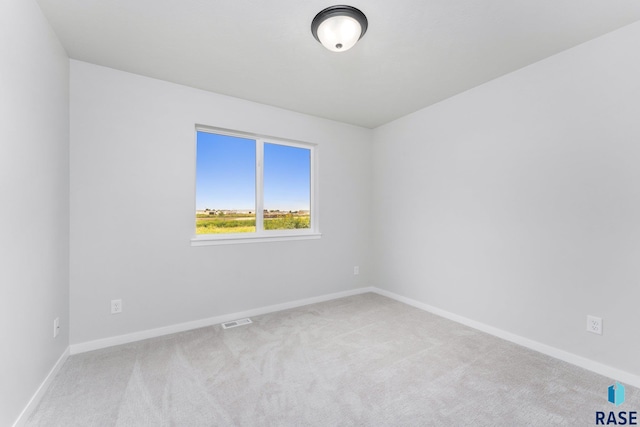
196 208 310 212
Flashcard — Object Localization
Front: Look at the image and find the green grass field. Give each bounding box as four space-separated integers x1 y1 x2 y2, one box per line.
196 214 310 234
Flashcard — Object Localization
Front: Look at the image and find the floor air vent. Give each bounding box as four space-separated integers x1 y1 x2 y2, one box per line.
221 318 252 329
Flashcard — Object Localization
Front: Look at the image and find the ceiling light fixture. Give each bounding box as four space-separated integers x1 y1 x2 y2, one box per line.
311 5 368 53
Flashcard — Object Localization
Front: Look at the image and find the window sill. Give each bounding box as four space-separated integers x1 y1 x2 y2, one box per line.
191 232 322 246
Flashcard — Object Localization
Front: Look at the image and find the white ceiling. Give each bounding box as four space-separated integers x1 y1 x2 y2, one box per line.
36 0 640 128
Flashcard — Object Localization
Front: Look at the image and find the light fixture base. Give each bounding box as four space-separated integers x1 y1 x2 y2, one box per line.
311 5 368 52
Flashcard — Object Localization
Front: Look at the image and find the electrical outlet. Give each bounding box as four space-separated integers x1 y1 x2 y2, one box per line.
354 266 359 275
53 317 60 338
587 315 602 335
111 299 122 314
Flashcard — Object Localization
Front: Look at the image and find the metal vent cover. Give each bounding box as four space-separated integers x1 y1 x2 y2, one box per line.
221 318 252 329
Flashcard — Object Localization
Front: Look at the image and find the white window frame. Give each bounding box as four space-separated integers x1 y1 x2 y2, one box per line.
191 125 321 246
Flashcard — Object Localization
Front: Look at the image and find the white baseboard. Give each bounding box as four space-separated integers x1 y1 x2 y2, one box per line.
12 347 70 427
70 287 375 355
68 285 639 389
371 287 640 389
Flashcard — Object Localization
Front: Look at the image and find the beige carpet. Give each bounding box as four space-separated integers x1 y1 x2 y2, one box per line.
27 293 638 426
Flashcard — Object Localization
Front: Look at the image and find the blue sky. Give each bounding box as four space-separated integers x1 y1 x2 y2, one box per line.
196 132 310 211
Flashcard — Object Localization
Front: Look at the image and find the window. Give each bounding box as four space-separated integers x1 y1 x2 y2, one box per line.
192 127 319 245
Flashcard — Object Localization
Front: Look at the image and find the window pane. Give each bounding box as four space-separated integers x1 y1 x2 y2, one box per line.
196 132 255 234
263 142 311 230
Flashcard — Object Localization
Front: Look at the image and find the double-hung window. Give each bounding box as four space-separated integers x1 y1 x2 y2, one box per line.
192 126 319 245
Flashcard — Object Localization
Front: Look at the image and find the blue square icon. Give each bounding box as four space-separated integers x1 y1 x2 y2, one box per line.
608 382 625 407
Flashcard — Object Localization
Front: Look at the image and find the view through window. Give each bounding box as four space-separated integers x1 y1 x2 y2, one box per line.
263 142 311 230
195 129 313 236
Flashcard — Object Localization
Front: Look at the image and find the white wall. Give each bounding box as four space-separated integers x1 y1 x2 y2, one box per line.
0 0 69 425
69 61 372 344
373 22 640 376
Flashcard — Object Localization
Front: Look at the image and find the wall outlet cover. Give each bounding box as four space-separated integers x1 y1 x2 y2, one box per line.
111 299 122 314
587 315 602 335
53 317 60 338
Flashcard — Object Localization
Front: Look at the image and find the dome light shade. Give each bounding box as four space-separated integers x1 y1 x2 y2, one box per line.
311 6 368 52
